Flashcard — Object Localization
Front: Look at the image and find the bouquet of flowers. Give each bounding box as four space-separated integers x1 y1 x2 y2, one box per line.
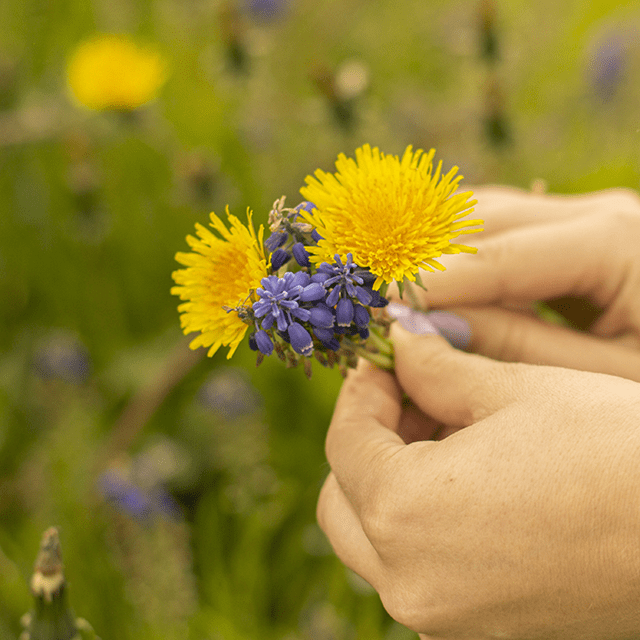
171 145 482 376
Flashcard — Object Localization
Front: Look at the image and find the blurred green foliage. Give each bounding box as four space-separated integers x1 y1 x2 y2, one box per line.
1 0 640 638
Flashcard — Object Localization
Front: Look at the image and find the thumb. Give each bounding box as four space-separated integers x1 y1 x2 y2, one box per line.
390 311 525 428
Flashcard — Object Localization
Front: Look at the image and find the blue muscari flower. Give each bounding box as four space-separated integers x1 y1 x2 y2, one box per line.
253 272 324 334
318 253 373 307
254 272 308 331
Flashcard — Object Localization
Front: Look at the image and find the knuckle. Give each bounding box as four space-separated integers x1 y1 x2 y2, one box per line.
609 206 640 237
379 584 452 635
605 188 640 213
379 588 425 630
359 470 414 550
360 489 401 547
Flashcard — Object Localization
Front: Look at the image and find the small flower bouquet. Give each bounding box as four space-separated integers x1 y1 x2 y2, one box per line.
171 145 482 376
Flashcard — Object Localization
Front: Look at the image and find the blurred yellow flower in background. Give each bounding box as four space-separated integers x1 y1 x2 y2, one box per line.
171 209 268 359
300 145 482 290
67 34 167 110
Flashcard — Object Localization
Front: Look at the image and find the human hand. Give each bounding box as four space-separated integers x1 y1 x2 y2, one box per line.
403 186 640 381
317 322 640 640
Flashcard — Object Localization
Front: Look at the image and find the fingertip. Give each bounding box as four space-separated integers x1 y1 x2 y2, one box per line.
390 316 491 428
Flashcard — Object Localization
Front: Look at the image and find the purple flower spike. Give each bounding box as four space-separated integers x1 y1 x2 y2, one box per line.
253 272 309 332
336 298 354 327
288 322 313 356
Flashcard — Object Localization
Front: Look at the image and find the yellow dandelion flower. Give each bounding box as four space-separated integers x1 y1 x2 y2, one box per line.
299 144 483 290
171 208 268 359
67 34 167 110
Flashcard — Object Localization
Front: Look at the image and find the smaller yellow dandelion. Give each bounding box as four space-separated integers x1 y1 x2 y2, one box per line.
299 144 483 290
171 208 268 358
67 34 167 111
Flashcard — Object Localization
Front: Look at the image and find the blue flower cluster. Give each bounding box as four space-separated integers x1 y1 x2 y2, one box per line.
249 251 388 359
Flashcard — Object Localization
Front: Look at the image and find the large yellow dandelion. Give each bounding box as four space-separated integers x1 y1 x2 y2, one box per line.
171 208 268 358
299 144 482 290
67 34 167 110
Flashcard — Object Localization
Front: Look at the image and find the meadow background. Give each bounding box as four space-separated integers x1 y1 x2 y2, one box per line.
1 0 639 638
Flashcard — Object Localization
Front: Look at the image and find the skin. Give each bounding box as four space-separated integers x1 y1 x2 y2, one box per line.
408 186 640 381
316 187 640 640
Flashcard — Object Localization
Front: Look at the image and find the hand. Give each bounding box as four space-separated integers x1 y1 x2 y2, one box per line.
317 323 640 640
405 186 640 381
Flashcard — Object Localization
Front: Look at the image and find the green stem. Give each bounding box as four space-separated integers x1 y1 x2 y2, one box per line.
367 323 393 355
342 341 394 369
403 278 424 311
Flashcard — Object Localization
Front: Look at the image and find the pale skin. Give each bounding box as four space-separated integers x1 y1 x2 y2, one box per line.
316 187 640 640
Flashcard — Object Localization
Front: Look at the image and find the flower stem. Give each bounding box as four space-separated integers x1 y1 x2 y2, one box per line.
342 340 394 369
367 323 393 355
403 278 424 311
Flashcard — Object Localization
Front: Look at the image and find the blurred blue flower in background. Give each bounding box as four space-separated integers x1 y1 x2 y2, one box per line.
247 0 287 21
99 437 191 521
198 367 262 418
99 467 182 521
586 28 628 101
32 332 91 384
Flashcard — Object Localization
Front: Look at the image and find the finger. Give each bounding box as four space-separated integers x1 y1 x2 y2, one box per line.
412 211 622 310
471 185 640 236
390 321 532 427
324 360 406 514
316 473 383 588
452 306 640 383
398 399 447 444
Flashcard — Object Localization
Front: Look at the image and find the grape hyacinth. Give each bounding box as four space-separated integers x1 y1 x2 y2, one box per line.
247 247 390 373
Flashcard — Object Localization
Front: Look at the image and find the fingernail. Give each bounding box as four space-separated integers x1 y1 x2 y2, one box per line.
387 302 437 334
423 311 472 350
396 310 440 336
386 302 412 319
